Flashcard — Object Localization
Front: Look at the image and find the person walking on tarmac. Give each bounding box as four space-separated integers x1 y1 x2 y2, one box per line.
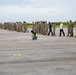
52 22 56 36
47 22 53 36
69 20 74 37
59 22 65 36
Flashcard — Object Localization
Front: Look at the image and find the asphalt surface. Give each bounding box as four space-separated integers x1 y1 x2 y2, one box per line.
0 28 76 75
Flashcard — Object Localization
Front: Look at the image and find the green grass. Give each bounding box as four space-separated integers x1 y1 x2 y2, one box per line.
27 22 76 28
54 22 76 28
55 22 67 28
27 23 33 28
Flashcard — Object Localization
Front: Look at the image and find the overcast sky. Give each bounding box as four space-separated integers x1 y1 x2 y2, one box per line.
0 0 76 23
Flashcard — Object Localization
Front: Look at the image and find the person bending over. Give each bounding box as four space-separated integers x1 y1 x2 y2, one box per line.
31 30 38 40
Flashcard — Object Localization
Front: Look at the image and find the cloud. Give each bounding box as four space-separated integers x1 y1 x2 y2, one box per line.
0 0 76 22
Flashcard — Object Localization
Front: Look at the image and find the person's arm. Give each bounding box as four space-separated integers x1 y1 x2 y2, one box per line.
62 24 63 29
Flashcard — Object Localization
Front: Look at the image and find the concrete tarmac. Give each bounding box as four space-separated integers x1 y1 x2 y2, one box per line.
0 28 76 75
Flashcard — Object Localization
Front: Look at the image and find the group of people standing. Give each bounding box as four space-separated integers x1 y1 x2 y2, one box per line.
47 20 75 37
0 20 75 40
0 21 29 33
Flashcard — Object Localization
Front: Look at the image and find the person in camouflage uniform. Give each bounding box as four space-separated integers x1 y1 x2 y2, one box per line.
16 22 21 32
32 21 48 35
22 21 28 32
69 20 74 37
67 21 71 37
32 21 35 30
13 22 17 31
42 21 48 35
3 22 5 30
0 23 2 29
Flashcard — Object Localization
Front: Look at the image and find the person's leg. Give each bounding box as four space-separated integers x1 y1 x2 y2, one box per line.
53 30 55 36
67 30 69 36
70 29 73 37
34 36 37 40
32 36 35 40
50 30 53 36
62 29 65 36
47 30 50 36
71 29 74 37
59 29 61 36
32 36 37 40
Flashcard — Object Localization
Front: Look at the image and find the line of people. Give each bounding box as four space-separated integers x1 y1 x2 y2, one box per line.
0 21 29 33
47 20 74 37
0 20 75 39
